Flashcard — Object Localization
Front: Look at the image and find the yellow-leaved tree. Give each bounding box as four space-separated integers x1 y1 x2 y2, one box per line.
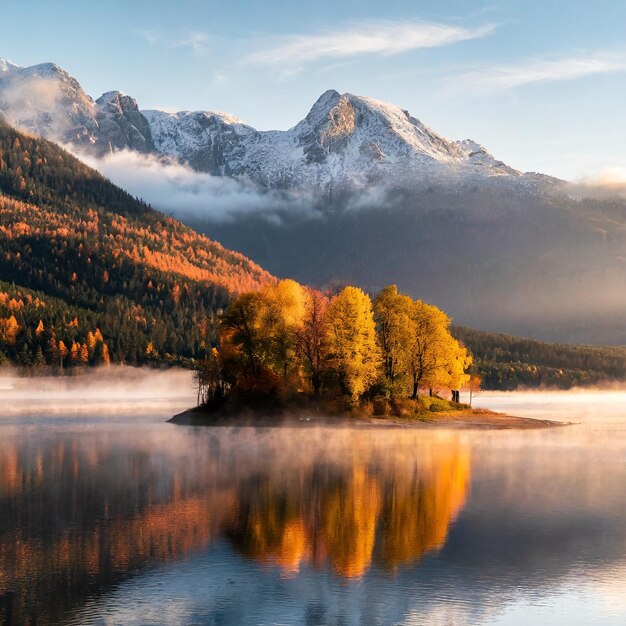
325 287 381 401
408 301 459 398
258 279 306 383
373 285 414 395
447 342 472 401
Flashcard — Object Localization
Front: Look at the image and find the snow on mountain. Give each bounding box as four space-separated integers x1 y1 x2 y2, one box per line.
142 89 530 192
0 60 543 193
233 90 501 190
142 108 257 174
0 60 153 153
0 59 19 73
0 60 98 144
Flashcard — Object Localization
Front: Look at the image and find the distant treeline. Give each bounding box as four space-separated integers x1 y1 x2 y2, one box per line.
454 326 626 390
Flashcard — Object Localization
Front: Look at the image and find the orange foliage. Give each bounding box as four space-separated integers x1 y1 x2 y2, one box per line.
0 192 273 299
0 314 20 345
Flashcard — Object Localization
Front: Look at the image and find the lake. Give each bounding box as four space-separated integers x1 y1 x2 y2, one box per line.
1 371 626 625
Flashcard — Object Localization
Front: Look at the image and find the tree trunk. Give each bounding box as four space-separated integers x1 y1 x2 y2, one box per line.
312 374 321 397
412 381 418 399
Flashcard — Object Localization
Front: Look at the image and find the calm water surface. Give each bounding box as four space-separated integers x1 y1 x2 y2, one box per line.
1 374 626 625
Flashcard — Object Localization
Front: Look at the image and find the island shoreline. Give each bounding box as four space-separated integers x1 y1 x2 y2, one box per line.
168 406 568 430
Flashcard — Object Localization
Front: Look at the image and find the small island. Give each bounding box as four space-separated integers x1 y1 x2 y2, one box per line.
171 281 562 430
170 402 559 430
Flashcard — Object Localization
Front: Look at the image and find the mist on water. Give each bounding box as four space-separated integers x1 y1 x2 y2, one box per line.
0 366 195 418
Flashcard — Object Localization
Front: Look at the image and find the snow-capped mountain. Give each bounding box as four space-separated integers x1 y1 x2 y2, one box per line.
144 89 523 191
0 60 154 153
0 59 532 192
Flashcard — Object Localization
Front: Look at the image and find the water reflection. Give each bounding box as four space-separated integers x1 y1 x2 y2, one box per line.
0 427 469 624
227 444 469 578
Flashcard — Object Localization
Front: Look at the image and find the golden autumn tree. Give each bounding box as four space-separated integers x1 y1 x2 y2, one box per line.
325 287 381 401
258 279 306 383
219 281 309 395
69 341 81 365
145 341 156 358
373 285 414 394
86 331 97 358
407 301 455 399
100 343 110 365
57 340 68 367
447 342 472 400
80 342 89 365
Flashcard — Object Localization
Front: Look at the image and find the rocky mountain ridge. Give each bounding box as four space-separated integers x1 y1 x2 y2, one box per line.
0 59 544 193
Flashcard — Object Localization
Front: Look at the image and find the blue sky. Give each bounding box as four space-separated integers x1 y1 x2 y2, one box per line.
3 0 626 180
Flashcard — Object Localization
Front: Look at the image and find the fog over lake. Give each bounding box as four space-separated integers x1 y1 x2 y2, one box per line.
1 370 626 625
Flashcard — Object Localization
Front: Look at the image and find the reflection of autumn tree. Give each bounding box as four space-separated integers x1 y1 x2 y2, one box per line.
227 478 309 575
377 448 470 571
0 493 228 588
320 466 382 578
225 441 471 579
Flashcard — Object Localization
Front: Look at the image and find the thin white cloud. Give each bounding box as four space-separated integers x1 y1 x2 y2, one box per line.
132 28 210 56
452 52 626 93
244 21 495 68
173 32 210 55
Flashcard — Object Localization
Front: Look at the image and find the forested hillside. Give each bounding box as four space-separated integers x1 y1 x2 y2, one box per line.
455 326 626 390
0 120 273 367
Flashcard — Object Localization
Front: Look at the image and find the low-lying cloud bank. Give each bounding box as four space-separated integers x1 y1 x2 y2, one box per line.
75 148 308 222
72 147 422 223
568 167 626 199
71 144 626 224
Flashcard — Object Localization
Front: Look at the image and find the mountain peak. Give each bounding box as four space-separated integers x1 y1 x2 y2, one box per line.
20 62 67 79
96 91 141 113
293 89 467 169
0 59 19 73
300 89 342 129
